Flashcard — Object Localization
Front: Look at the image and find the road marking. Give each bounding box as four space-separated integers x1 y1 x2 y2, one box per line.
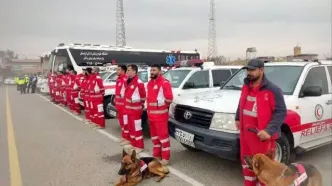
6 87 23 186
36 94 205 186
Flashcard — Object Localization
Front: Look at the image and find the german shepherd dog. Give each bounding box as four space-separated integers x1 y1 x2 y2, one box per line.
244 151 322 186
115 150 169 186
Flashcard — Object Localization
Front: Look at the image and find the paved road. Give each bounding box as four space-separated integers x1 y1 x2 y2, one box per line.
0 86 331 186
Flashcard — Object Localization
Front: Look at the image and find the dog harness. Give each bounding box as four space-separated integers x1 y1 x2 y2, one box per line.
281 163 308 186
140 160 148 172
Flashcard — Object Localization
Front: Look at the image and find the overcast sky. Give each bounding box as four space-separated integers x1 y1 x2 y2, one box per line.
0 0 331 59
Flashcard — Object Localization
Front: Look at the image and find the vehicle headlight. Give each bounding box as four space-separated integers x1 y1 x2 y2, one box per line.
209 113 238 132
169 102 176 118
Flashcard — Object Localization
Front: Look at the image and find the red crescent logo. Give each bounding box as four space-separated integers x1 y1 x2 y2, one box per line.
316 107 322 117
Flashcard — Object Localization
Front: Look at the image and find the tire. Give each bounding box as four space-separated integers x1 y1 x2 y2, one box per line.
275 132 291 164
181 144 201 152
104 97 114 119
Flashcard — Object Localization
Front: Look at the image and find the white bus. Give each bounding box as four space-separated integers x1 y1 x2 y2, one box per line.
46 43 200 117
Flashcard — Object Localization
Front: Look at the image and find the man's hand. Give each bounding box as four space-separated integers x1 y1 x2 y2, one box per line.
235 121 240 130
257 130 271 141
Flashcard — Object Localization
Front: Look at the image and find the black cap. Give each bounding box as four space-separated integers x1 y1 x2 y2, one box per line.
244 59 264 70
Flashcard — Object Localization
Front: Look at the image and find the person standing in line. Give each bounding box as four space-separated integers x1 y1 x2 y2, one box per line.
55 71 63 104
65 65 74 108
71 70 82 115
90 67 105 129
124 64 146 154
115 65 129 145
146 64 173 166
31 74 38 93
27 74 33 93
18 75 26 94
82 67 93 124
235 59 287 186
49 71 56 102
24 75 29 93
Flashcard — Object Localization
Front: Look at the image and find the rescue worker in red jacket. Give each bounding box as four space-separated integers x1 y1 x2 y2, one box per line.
82 68 93 124
124 64 146 154
115 65 129 145
65 65 73 108
55 71 63 104
70 70 82 115
48 70 56 102
90 67 105 129
147 64 173 166
59 71 67 106
235 59 286 186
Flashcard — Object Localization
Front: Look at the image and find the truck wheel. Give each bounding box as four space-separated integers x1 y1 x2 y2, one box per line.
181 144 201 152
275 132 291 164
104 97 113 119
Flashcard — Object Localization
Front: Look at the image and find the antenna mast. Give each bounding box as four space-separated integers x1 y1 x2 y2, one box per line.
116 0 126 46
207 0 217 60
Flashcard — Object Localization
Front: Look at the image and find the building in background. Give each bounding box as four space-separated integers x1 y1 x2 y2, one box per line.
10 59 42 75
286 45 318 61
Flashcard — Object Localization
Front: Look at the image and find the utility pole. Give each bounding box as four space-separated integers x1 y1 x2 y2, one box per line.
207 0 217 60
116 0 126 47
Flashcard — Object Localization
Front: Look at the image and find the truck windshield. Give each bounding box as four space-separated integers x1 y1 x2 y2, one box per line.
222 66 304 95
163 69 191 88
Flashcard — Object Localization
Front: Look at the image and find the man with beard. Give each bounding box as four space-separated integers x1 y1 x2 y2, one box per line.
146 64 173 166
235 59 286 186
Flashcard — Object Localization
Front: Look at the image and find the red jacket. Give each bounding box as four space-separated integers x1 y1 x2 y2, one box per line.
235 75 287 137
90 73 105 96
65 74 71 92
115 74 128 111
56 74 63 89
147 75 173 121
124 75 146 112
72 74 81 91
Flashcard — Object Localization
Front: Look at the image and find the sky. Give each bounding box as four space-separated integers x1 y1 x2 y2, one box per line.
0 0 331 59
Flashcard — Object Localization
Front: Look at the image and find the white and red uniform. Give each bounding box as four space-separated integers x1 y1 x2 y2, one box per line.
55 73 63 104
60 74 67 105
81 74 92 121
124 75 146 149
147 75 173 160
90 73 105 128
70 73 81 114
115 74 129 140
48 73 56 101
65 73 72 107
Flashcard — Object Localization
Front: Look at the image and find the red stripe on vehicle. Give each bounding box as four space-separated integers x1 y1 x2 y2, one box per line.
290 118 332 132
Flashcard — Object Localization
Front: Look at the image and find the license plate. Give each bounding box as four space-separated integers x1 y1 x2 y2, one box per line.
109 110 117 117
174 128 195 147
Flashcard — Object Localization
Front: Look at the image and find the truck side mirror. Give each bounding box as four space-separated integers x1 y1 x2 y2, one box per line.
300 86 322 97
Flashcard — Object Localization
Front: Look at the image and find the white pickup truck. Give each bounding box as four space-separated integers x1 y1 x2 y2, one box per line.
169 61 332 164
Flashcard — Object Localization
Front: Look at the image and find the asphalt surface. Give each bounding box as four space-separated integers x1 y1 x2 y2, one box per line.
0 85 331 186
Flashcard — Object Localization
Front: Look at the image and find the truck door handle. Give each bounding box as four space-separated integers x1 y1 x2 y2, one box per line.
326 100 332 105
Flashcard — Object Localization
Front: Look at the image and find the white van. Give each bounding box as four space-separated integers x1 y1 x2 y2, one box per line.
169 61 332 164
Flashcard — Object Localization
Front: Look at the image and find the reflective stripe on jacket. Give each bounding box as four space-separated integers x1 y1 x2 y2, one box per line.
124 75 146 111
115 74 128 110
147 75 173 120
